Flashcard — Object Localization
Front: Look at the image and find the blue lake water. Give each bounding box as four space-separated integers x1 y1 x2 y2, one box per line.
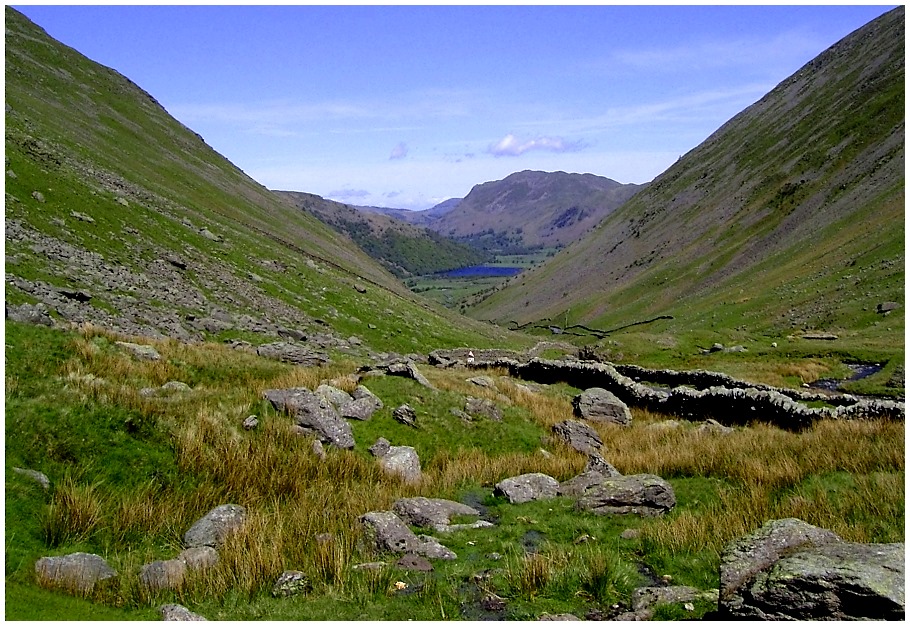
439 265 523 278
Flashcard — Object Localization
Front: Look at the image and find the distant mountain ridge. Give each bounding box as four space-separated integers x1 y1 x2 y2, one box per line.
422 170 645 253
274 190 486 277
470 7 904 348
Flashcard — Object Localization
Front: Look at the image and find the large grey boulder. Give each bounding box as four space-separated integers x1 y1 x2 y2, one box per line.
35 552 117 594
494 473 559 504
183 504 247 549
380 445 422 484
386 360 436 390
263 387 354 449
116 341 161 361
6 302 54 326
392 497 483 532
339 385 383 420
719 518 904 620
552 419 602 454
358 511 456 560
573 387 631 425
575 474 675 516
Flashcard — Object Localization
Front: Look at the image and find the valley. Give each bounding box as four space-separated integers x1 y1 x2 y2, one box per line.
4 6 904 622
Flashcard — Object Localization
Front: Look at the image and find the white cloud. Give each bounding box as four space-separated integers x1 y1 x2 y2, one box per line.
389 142 408 160
488 133 586 157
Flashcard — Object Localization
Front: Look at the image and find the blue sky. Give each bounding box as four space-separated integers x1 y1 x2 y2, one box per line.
14 4 896 211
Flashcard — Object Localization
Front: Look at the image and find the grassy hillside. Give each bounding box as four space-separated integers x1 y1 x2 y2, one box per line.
469 8 904 372
4 7 522 356
274 190 489 278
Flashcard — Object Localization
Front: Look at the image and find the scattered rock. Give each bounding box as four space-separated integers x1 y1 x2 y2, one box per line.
584 453 622 477
368 437 391 458
696 418 734 435
13 466 50 490
558 470 609 497
161 380 191 393
551 419 602 454
877 301 900 314
393 404 418 428
719 518 903 620
573 387 632 425
70 210 94 223
177 546 219 571
354 283 367 294
339 387 382 420
575 474 676 517
31 190 45 203
467 375 497 388
538 614 582 621
116 341 161 361
271 570 312 598
392 497 482 532
183 504 247 549
358 511 455 560
375 442 422 484
35 552 117 594
256 342 329 366
386 360 436 390
263 387 354 449
315 384 353 409
396 554 433 572
494 473 559 504
465 397 503 421
311 439 326 459
159 604 207 621
5 302 54 326
242 415 259 430
139 558 186 592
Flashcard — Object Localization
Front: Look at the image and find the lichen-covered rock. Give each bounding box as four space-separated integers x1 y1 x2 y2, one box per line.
358 511 456 560
494 472 559 504
183 504 247 548
376 444 422 484
271 570 312 597
35 552 117 594
159 604 207 621
575 474 675 516
262 387 354 449
719 518 904 620
392 403 418 428
573 387 631 425
551 419 602 454
392 497 481 531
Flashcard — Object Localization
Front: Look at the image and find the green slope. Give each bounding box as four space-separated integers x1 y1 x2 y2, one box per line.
470 7 904 358
4 7 525 355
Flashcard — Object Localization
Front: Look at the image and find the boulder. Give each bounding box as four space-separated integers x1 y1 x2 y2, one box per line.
263 388 354 449
494 473 559 504
584 453 622 477
13 466 50 490
552 419 602 454
392 404 418 428
573 387 631 425
368 437 391 458
392 497 482 531
177 546 219 571
139 559 186 592
386 361 436 390
159 604 207 621
377 444 422 484
695 418 734 435
35 552 117 594
339 396 381 421
575 474 676 516
183 504 247 549
558 470 608 497
465 397 503 421
358 511 456 560
271 570 312 597
315 384 352 409
242 415 259 430
467 375 497 389
719 518 904 620
256 342 329 366
116 341 161 361
5 302 54 326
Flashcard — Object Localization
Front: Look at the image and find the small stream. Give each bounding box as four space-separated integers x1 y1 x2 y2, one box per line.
807 363 884 392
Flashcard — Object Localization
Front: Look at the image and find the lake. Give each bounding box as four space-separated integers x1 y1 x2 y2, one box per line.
438 265 523 278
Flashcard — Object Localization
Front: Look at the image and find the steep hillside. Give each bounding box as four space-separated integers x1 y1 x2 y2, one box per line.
428 170 645 252
470 8 904 355
4 7 522 355
274 190 487 278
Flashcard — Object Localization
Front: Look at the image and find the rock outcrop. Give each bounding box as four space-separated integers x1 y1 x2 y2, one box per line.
35 552 117 594
719 518 904 620
574 474 676 517
263 387 355 449
183 504 247 549
494 473 559 504
573 387 631 425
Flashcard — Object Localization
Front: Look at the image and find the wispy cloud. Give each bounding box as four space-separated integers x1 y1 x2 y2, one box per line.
389 142 408 160
488 133 586 157
327 188 371 202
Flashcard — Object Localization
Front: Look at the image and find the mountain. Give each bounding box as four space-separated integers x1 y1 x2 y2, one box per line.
425 170 645 253
469 8 904 352
4 7 520 354
273 190 487 277
355 198 462 228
